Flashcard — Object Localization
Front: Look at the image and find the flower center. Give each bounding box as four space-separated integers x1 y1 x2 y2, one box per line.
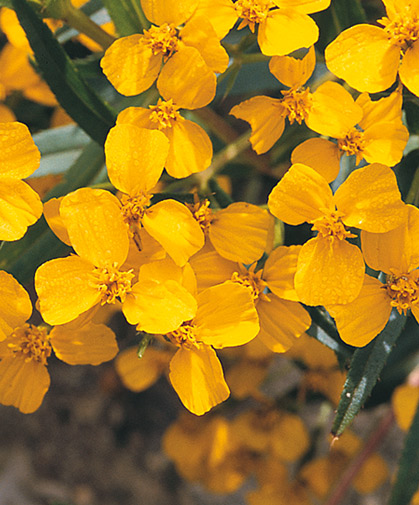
235 0 272 31
311 211 355 241
187 199 214 234
378 10 419 50
142 23 179 57
120 192 152 250
384 269 419 315
149 99 183 130
231 263 270 302
6 324 51 365
89 263 134 304
280 87 313 125
337 128 365 162
166 321 200 350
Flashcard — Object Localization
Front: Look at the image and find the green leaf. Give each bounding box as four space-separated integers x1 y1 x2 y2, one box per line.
12 0 116 145
101 0 142 36
388 401 419 505
332 310 407 437
208 178 234 208
404 98 419 134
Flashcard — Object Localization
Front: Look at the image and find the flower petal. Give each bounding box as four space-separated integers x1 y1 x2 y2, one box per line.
291 137 341 183
399 41 419 97
43 197 71 246
269 45 315 87
189 242 236 292
140 0 197 25
272 0 331 14
363 121 409 167
263 245 301 301
0 121 40 178
0 271 32 341
357 89 403 131
191 0 237 39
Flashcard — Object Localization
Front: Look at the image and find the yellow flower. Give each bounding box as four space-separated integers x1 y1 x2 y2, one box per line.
100 1 227 103
327 205 419 346
392 381 419 432
268 162 407 305
325 0 419 96
0 121 43 240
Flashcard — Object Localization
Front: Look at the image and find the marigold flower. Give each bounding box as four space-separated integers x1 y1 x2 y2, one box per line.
325 0 419 96
268 162 407 305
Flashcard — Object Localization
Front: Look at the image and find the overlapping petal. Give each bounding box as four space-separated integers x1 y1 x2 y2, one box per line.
0 121 40 178
0 271 32 341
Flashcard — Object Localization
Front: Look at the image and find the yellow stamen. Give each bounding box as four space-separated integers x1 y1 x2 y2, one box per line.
378 10 419 50
148 99 183 130
142 23 179 57
384 269 419 315
7 324 51 365
338 128 366 163
187 199 214 234
166 321 201 350
311 211 356 241
234 0 272 32
89 263 134 304
120 192 152 226
231 263 270 302
280 87 313 125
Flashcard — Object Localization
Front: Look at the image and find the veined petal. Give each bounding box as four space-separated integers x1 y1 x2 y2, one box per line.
50 322 118 365
357 90 403 131
291 137 341 183
307 81 362 138
35 256 100 325
0 271 32 341
191 0 237 39
60 188 129 267
143 199 205 266
137 258 196 295
189 243 236 292
268 163 334 225
383 0 419 17
325 25 400 93
43 197 71 246
180 16 229 73
363 121 409 167
140 0 197 25
269 45 315 87
100 35 161 96
116 106 154 129
257 296 310 353
123 279 197 333
116 347 172 392
169 345 230 415
230 96 285 154
157 46 216 109
272 0 331 14
165 120 212 178
105 124 169 194
295 237 365 305
258 9 319 56
327 275 391 347
399 41 419 97
195 281 259 348
0 177 42 241
0 358 50 413
263 245 302 301
335 163 407 233
0 121 40 178
209 202 271 263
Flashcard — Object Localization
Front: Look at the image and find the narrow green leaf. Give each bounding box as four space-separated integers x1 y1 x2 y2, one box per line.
101 0 141 36
208 178 234 208
12 0 116 145
388 401 419 505
332 311 407 437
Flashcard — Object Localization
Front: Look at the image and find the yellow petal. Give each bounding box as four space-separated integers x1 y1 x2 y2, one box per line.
353 454 389 494
399 41 419 97
43 197 71 246
169 345 230 415
271 412 309 461
0 271 32 341
105 123 169 193
165 119 212 178
230 96 285 154
50 322 118 365
257 296 310 353
189 242 236 292
0 104 16 122
307 81 362 138
116 347 172 392
268 163 334 225
263 245 302 301
116 106 154 128
143 199 205 266
35 256 100 325
383 0 419 17
195 281 259 348
269 45 315 87
295 237 365 305
392 383 419 431
272 0 331 13
227 359 268 399
335 163 407 233
0 121 40 178
0 44 39 91
291 137 341 183
0 177 42 241
0 8 31 51
327 275 391 347
157 46 216 109
191 0 237 39
363 121 409 167
24 80 57 107
100 35 161 96
325 24 400 93
210 202 271 263
0 357 50 413
258 9 319 56
180 16 229 73
60 188 129 267
140 0 197 25
357 89 403 131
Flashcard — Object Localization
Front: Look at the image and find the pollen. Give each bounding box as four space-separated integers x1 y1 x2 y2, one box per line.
234 0 271 32
6 324 51 365
149 99 183 130
384 269 419 315
311 211 356 241
89 263 134 305
142 23 179 57
166 321 200 350
120 192 152 225
337 128 366 163
231 263 270 302
280 87 313 125
378 10 419 50
187 199 214 234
